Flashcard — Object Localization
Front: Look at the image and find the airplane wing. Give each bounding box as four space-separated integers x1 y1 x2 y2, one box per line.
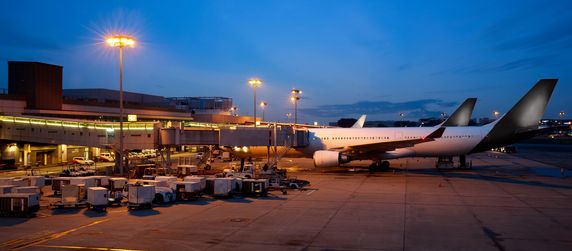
340 127 446 153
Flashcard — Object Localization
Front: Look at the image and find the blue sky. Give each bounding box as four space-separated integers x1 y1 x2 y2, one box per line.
0 0 570 124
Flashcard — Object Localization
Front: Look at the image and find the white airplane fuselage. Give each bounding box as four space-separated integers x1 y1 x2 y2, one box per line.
301 126 488 159
230 125 492 160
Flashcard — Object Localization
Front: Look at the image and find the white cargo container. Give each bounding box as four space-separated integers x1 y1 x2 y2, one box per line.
87 187 109 209
13 186 41 195
155 176 177 187
0 177 14 186
70 177 96 188
0 185 16 195
61 184 86 205
51 177 72 195
0 193 40 216
109 177 127 191
155 186 176 203
213 178 233 197
91 176 110 187
177 164 197 176
174 181 201 200
11 178 28 187
128 184 155 209
184 176 206 190
23 176 45 187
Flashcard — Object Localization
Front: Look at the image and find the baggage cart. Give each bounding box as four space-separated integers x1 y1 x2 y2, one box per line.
183 176 206 190
213 178 233 197
13 186 41 195
155 176 177 188
51 177 72 195
11 178 28 187
128 184 155 210
0 185 16 195
174 181 201 200
0 178 14 186
23 176 45 187
70 177 96 188
91 176 110 188
242 179 269 196
87 187 109 210
0 193 40 217
53 184 87 208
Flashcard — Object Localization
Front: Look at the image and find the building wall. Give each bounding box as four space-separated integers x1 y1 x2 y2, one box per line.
8 61 63 110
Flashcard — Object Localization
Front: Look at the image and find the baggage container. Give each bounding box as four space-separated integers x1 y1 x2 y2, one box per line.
23 176 45 187
61 184 86 205
13 186 41 195
177 164 198 176
128 184 154 209
174 181 201 200
91 176 110 187
213 178 233 197
204 177 215 195
0 178 14 186
52 177 72 195
242 179 269 196
70 177 96 188
154 186 176 204
0 185 16 195
87 187 109 209
0 193 40 216
109 177 127 191
184 176 206 190
11 178 28 187
155 176 177 187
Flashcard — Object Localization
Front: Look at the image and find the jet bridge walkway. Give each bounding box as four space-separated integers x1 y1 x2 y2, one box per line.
0 115 310 150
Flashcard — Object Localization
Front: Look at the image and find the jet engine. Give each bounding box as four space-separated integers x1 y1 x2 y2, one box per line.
313 150 351 168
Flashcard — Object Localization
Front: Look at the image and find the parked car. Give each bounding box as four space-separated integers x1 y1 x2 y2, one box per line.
72 157 95 165
99 153 115 162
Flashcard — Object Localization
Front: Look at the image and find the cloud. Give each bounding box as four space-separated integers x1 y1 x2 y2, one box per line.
301 99 457 119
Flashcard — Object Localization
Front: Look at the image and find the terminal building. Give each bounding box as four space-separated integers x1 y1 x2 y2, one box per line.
0 61 281 168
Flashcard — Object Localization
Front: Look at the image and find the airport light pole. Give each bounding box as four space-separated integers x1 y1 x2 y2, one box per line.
106 35 135 176
399 112 405 127
249 78 262 127
493 111 500 120
259 101 267 122
286 112 292 123
291 88 302 126
230 106 238 116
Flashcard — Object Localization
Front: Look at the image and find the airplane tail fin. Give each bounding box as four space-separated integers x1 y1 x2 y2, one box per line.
441 98 476 126
351 115 367 128
471 79 558 152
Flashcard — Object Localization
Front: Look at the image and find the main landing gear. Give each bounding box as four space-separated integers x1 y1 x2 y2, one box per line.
369 160 390 172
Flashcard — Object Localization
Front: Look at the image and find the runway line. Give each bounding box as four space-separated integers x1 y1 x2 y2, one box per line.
34 244 145 251
7 219 109 250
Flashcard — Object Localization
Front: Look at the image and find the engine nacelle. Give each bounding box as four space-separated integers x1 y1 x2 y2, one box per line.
313 150 351 168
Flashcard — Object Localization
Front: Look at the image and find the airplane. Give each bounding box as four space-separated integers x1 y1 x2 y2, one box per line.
304 79 558 170
227 97 479 167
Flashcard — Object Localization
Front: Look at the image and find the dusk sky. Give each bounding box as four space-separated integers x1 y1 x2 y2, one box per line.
1 0 570 124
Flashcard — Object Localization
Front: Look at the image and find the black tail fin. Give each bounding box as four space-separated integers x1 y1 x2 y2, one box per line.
471 79 558 153
442 98 477 126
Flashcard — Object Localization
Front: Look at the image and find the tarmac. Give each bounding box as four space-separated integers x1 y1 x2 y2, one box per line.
1 149 572 251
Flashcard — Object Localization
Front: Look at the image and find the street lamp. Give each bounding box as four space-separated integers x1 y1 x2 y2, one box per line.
286 112 292 122
248 78 262 127
105 35 135 176
291 88 302 125
493 111 500 120
399 112 405 127
230 106 238 116
259 101 267 122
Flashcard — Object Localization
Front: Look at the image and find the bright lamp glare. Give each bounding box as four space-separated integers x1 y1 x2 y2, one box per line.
106 36 136 47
